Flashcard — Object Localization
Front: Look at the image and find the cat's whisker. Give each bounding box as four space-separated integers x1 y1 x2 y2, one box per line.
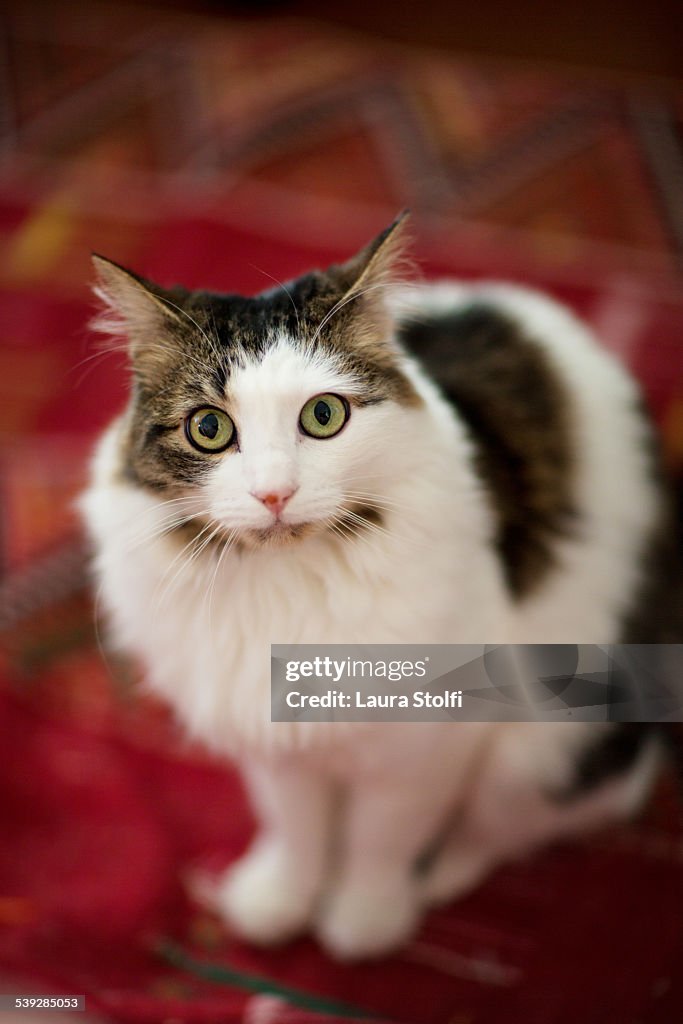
126 502 203 531
91 574 114 675
155 294 221 355
206 528 239 637
341 488 426 521
151 520 218 613
339 507 396 541
337 505 433 553
310 281 395 345
189 523 226 567
120 495 204 526
125 495 200 518
126 498 203 530
329 514 360 541
339 499 429 536
249 264 301 336
87 501 197 666
343 474 437 501
342 491 414 513
327 520 349 545
330 509 383 547
69 345 127 389
344 469 422 485
342 501 409 520
207 308 227 368
124 521 194 554
127 292 223 385
329 514 388 558
124 508 211 552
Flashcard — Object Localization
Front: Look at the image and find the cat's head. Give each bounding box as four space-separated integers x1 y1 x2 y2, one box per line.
92 213 424 549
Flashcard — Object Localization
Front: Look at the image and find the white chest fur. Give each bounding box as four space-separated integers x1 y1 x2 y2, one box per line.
83 399 505 754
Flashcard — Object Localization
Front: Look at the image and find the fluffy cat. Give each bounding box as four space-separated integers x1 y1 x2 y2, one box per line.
81 214 678 959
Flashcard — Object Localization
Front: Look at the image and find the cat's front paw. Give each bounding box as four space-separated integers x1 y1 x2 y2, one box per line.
218 842 315 946
316 875 421 960
420 846 492 907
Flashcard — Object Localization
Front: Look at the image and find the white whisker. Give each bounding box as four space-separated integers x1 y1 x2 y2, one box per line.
124 508 211 552
250 264 301 336
155 294 220 353
206 529 239 637
311 281 395 345
342 491 413 513
151 520 217 613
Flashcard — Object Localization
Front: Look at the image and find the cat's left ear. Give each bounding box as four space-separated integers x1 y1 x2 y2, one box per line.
328 211 412 334
319 209 413 354
321 211 411 348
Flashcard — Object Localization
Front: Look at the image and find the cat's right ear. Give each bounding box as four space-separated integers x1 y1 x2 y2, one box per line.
91 255 184 381
91 255 182 334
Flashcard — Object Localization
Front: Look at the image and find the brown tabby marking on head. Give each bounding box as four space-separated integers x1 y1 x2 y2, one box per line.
398 304 577 598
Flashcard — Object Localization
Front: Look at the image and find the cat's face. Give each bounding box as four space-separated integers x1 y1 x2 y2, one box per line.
94 216 422 549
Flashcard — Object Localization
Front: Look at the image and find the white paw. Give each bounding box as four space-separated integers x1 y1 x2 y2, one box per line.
420 849 492 907
316 876 420 960
218 842 315 945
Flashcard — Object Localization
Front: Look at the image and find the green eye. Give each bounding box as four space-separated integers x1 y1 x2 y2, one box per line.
186 407 235 452
299 394 349 439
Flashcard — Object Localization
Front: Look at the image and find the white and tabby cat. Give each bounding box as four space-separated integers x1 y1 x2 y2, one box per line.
81 215 677 959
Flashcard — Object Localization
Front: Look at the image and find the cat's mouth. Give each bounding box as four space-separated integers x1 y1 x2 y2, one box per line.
174 502 384 553
240 503 384 550
239 520 319 550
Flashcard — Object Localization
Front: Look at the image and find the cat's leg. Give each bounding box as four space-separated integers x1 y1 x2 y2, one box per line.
219 760 333 945
316 781 457 959
423 723 661 906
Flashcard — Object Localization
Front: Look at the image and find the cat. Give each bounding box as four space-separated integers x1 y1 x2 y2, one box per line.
80 213 678 960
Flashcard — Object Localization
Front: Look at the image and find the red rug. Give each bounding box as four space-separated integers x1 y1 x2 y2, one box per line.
1 2 683 1022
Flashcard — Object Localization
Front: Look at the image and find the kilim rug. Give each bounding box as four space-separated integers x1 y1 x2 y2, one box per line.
1 2 682 1022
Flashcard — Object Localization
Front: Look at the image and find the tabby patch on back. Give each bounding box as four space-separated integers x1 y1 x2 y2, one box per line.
398 304 576 596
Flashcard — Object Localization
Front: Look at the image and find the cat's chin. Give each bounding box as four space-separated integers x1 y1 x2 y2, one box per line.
239 520 320 550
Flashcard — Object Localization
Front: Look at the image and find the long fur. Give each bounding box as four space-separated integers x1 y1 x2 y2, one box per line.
80 232 668 959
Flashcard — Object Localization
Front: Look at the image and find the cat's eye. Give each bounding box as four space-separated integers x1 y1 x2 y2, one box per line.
186 407 235 452
299 394 349 439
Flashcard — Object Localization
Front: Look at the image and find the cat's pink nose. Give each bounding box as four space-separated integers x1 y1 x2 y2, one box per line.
251 487 298 517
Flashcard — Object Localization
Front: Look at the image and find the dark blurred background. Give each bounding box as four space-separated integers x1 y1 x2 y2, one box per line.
185 0 683 78
291 0 683 77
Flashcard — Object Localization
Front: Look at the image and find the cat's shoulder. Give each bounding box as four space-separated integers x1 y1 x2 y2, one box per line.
389 279 636 396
